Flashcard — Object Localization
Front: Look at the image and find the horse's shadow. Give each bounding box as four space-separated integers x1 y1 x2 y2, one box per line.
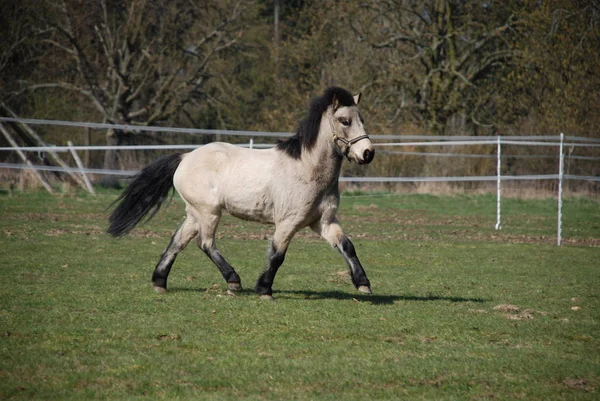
169 287 487 305
276 290 487 305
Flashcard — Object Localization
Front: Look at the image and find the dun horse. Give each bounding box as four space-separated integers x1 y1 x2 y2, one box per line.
108 87 375 299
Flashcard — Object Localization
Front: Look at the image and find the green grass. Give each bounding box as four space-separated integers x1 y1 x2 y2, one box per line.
1 190 599 400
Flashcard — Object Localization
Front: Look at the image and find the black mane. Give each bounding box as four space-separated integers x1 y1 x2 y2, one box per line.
276 87 356 159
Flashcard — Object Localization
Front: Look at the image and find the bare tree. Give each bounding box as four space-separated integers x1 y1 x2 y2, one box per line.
18 0 254 169
352 0 519 134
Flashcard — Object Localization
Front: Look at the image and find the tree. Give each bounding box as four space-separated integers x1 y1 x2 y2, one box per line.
0 0 51 95
350 0 520 134
504 0 600 137
16 0 255 169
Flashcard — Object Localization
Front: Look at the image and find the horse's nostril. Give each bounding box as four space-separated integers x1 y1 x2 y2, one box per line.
363 149 374 164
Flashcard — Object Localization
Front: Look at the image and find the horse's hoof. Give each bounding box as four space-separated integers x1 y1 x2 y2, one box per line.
358 285 372 294
153 285 167 294
228 282 242 292
259 294 275 301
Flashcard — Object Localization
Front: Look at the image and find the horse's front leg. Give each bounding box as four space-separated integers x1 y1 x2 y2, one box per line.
255 224 297 300
311 219 372 294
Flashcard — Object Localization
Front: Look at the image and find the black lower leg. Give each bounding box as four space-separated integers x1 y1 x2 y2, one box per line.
255 243 286 295
152 251 176 290
152 223 189 290
203 247 241 286
339 236 370 288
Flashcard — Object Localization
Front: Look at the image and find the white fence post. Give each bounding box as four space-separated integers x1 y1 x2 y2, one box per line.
249 138 254 149
67 140 95 195
495 135 502 230
0 122 55 194
557 133 565 246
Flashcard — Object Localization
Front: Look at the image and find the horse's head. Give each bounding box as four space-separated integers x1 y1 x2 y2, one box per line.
330 93 375 165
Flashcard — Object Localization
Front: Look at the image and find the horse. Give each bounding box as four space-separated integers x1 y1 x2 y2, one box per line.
107 87 375 300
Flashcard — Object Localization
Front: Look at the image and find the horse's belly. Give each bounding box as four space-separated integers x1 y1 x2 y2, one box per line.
224 196 275 224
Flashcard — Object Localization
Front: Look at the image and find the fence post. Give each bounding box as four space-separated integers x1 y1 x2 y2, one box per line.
557 133 565 246
0 121 55 194
249 138 254 149
495 135 502 230
67 141 95 195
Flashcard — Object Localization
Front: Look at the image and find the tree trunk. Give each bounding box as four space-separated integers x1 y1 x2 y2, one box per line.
274 0 280 72
103 128 121 171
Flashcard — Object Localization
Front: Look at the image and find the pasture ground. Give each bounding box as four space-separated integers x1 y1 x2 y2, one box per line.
1 189 599 400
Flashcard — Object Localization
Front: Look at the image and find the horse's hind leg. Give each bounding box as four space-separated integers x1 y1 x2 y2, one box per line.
196 210 242 291
152 216 199 293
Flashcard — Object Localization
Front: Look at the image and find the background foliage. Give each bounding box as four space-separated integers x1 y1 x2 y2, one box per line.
0 0 599 179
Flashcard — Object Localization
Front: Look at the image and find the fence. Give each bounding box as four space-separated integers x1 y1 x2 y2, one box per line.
1 117 599 246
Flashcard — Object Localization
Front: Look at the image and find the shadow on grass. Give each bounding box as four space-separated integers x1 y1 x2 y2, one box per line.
167 287 487 305
276 290 487 305
166 287 207 293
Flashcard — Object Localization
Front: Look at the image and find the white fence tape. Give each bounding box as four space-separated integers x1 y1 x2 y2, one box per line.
0 117 292 138
0 144 273 152
0 162 137 176
380 150 600 161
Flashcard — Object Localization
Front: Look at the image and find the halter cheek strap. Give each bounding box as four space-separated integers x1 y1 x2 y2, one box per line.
329 115 370 160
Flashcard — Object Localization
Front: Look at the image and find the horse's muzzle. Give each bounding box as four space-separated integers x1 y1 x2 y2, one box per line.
361 148 375 165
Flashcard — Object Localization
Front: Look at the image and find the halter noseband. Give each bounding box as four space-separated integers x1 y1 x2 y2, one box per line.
333 134 370 159
329 111 370 160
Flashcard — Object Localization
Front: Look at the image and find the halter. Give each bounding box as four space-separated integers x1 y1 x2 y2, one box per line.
329 112 370 160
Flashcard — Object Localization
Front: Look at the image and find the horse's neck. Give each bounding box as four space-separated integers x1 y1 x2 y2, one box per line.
302 122 343 190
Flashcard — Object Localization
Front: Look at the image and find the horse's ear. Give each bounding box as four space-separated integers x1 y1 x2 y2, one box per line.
332 94 340 111
353 93 362 105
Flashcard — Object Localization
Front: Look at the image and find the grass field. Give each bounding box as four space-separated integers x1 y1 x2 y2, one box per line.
1 189 599 400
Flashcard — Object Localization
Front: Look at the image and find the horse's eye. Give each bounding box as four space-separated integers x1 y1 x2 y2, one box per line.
340 119 350 127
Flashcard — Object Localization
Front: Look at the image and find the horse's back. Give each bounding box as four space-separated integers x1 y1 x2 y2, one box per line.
174 143 280 222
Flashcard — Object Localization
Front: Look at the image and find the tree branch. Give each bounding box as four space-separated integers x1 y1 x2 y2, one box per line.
24 83 107 115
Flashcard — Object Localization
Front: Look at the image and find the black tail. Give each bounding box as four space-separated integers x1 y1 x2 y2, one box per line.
107 153 183 237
